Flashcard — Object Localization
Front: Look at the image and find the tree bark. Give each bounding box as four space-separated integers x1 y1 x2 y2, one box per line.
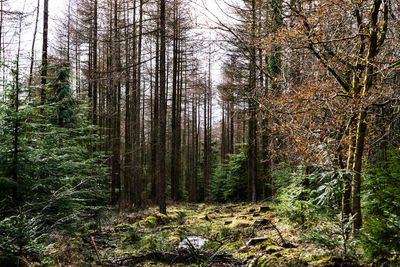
170 0 180 201
28 0 40 87
12 12 24 201
41 0 49 103
342 124 355 220
158 0 167 214
352 111 367 231
151 22 160 203
92 0 98 125
111 0 121 207
123 0 132 209
248 0 258 202
134 0 144 208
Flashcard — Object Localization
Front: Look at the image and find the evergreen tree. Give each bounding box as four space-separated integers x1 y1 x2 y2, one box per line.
0 66 108 262
211 145 248 202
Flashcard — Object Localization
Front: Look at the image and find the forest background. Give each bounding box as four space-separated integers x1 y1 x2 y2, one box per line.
1 0 400 265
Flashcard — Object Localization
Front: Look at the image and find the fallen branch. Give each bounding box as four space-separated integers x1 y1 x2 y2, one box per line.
90 236 103 266
249 253 263 267
270 222 287 245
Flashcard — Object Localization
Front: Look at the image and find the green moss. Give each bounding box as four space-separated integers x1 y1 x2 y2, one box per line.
258 254 281 266
84 229 99 236
311 255 333 265
112 222 134 232
143 212 186 228
138 231 174 252
143 215 166 227
115 222 131 227
216 225 234 239
311 255 350 266
225 241 244 251
168 234 181 244
264 245 283 254
122 231 141 244
45 203 337 266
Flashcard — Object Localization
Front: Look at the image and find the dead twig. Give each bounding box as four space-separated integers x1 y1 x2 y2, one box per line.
249 253 263 267
270 222 287 245
90 236 103 266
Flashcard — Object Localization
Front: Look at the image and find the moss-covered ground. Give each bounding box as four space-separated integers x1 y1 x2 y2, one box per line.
46 202 360 266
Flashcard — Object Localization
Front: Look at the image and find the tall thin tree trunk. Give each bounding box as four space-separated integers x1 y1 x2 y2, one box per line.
123 0 132 209
111 0 121 207
12 10 24 200
203 47 212 200
133 0 144 208
221 102 225 160
203 83 208 201
28 0 40 87
342 123 355 220
248 0 258 202
41 0 49 103
189 84 198 202
170 0 180 201
66 0 71 62
229 102 234 154
352 111 367 231
151 26 160 203
158 0 167 214
93 0 98 125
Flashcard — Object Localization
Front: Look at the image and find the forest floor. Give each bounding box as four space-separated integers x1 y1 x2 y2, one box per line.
48 202 358 266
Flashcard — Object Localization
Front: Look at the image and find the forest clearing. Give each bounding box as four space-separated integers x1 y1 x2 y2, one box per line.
1 0 400 266
25 202 358 266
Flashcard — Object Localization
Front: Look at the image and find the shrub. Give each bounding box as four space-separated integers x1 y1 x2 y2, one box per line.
274 165 360 260
274 165 345 226
211 144 247 202
361 148 400 263
0 66 108 263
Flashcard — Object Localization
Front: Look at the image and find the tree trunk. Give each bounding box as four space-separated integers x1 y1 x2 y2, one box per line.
342 124 356 220
123 0 132 209
134 0 144 208
151 24 160 203
352 111 367 231
111 0 121 207
92 0 98 125
203 47 212 201
41 0 49 103
12 13 23 201
189 90 198 202
248 0 258 202
221 102 226 160
158 0 167 214
170 0 180 201
28 0 40 87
